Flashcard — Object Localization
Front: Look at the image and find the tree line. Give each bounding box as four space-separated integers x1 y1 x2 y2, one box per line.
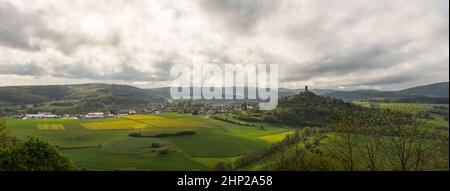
223 109 448 171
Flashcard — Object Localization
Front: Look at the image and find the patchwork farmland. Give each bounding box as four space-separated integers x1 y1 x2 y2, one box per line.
6 113 294 170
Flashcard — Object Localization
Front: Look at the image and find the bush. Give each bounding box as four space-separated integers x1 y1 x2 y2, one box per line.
263 147 338 171
153 131 196 137
0 137 75 171
129 131 196 138
129 131 143 137
158 149 169 155
151 143 162 148
212 161 233 171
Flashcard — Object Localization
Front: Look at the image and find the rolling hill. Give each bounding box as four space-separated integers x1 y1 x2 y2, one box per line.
146 83 449 104
0 83 165 104
0 82 448 115
398 82 449 97
0 84 166 114
237 91 366 126
145 87 334 101
323 82 449 103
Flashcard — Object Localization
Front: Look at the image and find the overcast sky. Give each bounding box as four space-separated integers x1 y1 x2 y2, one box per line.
0 0 448 90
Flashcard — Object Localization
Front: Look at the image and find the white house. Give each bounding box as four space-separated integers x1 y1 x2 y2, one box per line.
84 112 105 119
25 113 58 119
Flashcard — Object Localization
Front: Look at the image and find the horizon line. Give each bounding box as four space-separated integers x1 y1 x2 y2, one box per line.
0 81 448 92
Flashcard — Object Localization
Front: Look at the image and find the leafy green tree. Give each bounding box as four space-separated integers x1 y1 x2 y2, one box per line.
380 112 434 171
264 146 338 171
327 109 443 171
0 118 7 145
332 111 384 170
431 133 449 170
0 115 19 147
326 113 359 171
0 137 75 171
190 109 199 115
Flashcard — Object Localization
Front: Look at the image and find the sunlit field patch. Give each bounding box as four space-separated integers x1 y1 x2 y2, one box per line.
169 128 268 157
258 131 293 143
122 115 205 128
37 124 65 130
81 120 148 130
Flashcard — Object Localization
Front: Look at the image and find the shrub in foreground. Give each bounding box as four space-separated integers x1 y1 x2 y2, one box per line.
0 137 75 171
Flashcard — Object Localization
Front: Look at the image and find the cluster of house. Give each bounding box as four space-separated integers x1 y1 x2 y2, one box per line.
158 102 256 115
23 112 59 119
22 112 108 120
80 112 108 119
21 109 140 120
18 102 256 120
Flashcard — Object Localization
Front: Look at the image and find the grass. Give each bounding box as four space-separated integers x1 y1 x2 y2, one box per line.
81 120 149 130
353 102 448 113
354 102 449 129
169 128 269 157
106 137 167 154
258 131 294 143
122 114 213 129
62 147 206 171
6 113 293 170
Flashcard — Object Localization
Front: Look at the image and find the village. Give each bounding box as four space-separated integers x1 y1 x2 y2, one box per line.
12 102 257 120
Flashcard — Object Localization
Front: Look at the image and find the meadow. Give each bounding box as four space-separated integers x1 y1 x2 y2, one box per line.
353 102 448 113
238 102 449 171
354 102 449 129
6 113 293 170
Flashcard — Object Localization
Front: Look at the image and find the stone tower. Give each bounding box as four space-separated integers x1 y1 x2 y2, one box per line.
305 85 309 92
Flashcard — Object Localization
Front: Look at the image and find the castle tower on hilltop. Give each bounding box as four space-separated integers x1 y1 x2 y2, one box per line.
305 85 309 92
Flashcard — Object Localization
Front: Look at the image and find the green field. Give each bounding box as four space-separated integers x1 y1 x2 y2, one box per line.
354 102 449 129
354 102 448 113
258 131 294 143
6 113 293 170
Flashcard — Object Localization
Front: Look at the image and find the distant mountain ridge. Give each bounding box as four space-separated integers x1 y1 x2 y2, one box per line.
0 84 165 114
399 82 449 97
145 87 335 100
146 82 449 103
0 82 448 106
323 82 449 103
0 83 164 104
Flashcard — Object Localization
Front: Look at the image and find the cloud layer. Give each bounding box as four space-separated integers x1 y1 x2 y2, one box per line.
0 0 448 90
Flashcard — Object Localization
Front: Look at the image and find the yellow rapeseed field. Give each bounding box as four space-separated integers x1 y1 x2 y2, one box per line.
122 115 204 129
81 120 148 130
37 124 65 130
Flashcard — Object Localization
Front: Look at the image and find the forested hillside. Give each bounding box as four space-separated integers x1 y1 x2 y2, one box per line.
0 84 165 114
237 91 366 126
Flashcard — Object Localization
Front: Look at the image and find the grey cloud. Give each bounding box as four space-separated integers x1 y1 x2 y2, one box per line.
0 3 50 50
55 31 122 55
152 59 177 77
53 61 173 82
280 44 403 82
0 2 121 54
108 64 170 82
0 0 447 89
198 0 279 34
0 63 47 76
339 74 419 87
276 0 449 89
359 75 418 86
53 63 100 80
